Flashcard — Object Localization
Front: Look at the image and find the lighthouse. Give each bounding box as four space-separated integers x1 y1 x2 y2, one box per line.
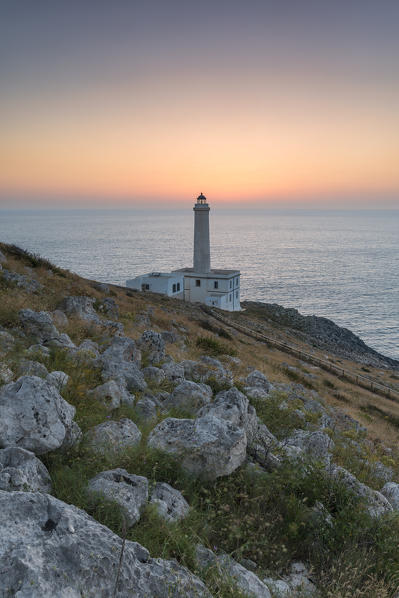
193 192 211 273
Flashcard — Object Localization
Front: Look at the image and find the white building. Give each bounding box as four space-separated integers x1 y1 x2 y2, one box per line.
174 193 241 311
126 193 241 311
126 272 184 298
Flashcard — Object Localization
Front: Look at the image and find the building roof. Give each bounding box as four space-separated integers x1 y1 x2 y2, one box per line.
174 267 240 278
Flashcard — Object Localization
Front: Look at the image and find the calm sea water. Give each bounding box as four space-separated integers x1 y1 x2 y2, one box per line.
0 208 398 360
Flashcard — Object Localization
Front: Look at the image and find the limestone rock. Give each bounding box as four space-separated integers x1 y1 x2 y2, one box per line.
19 309 75 348
46 370 70 390
195 545 271 598
86 418 141 454
161 361 185 383
198 387 258 444
51 309 69 328
136 397 158 423
381 482 399 509
88 468 148 526
330 465 392 517
101 336 146 392
99 297 119 318
150 482 190 522
2 268 42 292
58 295 100 323
0 363 13 384
0 447 51 492
284 562 317 595
161 330 180 343
143 366 167 385
285 430 334 464
0 250 6 263
137 330 165 364
88 380 133 410
26 344 50 359
17 359 49 378
0 330 15 353
0 490 211 597
180 358 232 387
245 370 271 393
0 376 76 455
148 415 247 480
163 380 212 414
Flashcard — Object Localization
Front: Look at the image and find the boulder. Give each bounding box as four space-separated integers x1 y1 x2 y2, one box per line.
198 387 258 444
143 366 167 385
137 330 165 364
88 380 133 410
99 297 119 318
150 482 190 522
51 309 69 328
195 545 271 598
88 469 148 527
163 380 212 414
101 336 146 392
0 363 13 384
160 330 180 344
0 490 211 597
381 482 399 510
26 344 51 359
0 250 6 263
0 330 15 354
58 296 100 324
263 578 291 597
86 419 141 455
135 397 158 423
330 465 392 517
46 370 70 391
19 309 75 348
283 562 318 596
180 358 232 387
17 359 49 378
92 281 110 293
0 376 77 455
245 370 271 392
0 447 51 492
102 335 141 364
148 415 247 480
161 361 185 383
285 430 334 464
2 268 42 292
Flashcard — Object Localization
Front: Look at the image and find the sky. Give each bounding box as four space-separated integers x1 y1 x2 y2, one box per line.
0 0 398 208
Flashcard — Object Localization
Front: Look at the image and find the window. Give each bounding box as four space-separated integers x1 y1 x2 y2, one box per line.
235 291 238 298
214 281 218 289
196 279 201 287
172 283 176 293
229 294 232 301
177 282 180 291
230 280 232 288
142 283 150 291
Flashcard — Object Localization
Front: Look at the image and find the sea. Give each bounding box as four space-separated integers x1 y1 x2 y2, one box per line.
0 208 398 360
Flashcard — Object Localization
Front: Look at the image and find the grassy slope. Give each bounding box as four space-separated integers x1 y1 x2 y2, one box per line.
1 242 399 597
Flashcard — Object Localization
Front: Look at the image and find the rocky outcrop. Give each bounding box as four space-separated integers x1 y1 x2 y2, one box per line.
196 545 271 598
101 336 146 392
88 380 134 410
150 482 190 522
243 301 399 368
88 469 148 526
0 490 211 597
0 376 78 455
163 380 212 414
58 295 100 323
137 330 165 364
19 309 75 348
148 415 247 480
17 359 49 378
143 366 167 385
2 268 42 292
330 465 392 518
46 370 70 390
85 419 141 454
381 482 399 510
0 447 51 492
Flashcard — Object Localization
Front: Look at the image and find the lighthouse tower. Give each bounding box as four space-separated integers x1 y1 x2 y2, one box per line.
174 192 241 311
193 193 211 273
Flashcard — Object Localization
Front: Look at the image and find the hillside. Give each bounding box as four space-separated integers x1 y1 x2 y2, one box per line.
1 241 399 598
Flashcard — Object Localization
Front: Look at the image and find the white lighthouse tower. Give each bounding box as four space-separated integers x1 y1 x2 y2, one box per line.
193 192 211 273
175 193 241 311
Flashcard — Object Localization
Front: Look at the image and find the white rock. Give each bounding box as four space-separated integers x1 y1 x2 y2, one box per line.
86 418 141 455
0 490 211 597
0 376 77 455
163 380 212 414
381 482 399 510
17 359 49 378
137 330 165 364
150 482 190 522
148 415 247 480
88 468 148 527
0 447 51 492
46 370 70 390
88 380 132 410
143 366 167 385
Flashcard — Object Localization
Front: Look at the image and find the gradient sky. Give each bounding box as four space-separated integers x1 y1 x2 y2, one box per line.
1 0 398 207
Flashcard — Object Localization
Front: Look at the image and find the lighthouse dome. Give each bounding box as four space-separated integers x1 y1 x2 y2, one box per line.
197 192 206 201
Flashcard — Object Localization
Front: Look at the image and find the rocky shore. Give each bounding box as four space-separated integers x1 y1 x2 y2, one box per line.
1 243 399 598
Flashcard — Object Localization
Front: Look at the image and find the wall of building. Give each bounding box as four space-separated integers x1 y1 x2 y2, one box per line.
184 273 240 311
127 274 184 298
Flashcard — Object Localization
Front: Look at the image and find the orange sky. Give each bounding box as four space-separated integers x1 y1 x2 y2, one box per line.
1 2 398 207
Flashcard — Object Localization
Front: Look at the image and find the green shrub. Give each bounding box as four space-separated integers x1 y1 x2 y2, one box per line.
196 336 237 357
